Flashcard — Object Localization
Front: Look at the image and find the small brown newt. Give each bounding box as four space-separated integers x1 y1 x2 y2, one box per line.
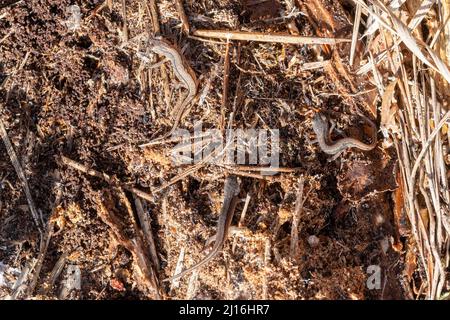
312 112 377 155
163 175 240 282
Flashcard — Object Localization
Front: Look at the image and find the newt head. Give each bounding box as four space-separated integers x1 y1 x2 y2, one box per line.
312 112 329 136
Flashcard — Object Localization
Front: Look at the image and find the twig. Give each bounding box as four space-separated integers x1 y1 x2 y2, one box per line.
147 0 161 34
290 176 305 258
349 3 362 66
145 0 173 118
10 263 32 299
26 224 53 297
262 238 271 299
232 193 251 254
153 138 236 192
121 0 128 42
140 131 212 148
60 156 155 202
118 188 161 298
0 119 42 233
0 29 13 44
223 168 279 181
0 0 22 9
170 247 185 290
153 148 217 193
221 39 232 131
431 78 450 221
86 0 108 20
185 270 200 299
220 164 299 173
174 0 190 34
395 114 429 295
192 29 350 45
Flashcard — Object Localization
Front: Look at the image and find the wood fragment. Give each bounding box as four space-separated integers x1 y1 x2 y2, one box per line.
95 190 161 299
170 247 185 290
42 252 69 295
145 0 173 116
349 4 362 66
60 156 155 202
185 270 200 299
133 196 160 271
9 262 32 299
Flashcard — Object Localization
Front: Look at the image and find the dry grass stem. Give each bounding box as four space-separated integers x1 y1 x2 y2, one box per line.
193 29 351 45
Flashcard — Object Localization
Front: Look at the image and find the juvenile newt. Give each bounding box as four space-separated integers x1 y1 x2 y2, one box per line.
148 37 198 136
163 175 240 282
312 112 377 155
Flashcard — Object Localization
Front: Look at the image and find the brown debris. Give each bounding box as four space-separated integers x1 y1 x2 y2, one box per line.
94 188 161 299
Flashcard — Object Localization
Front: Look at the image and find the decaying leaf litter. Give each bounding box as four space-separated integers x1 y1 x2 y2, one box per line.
0 0 449 299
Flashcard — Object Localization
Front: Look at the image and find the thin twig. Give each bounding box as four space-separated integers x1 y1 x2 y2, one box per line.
121 0 128 42
290 176 305 258
0 119 42 233
232 193 251 254
192 29 350 45
262 238 271 299
349 3 362 66
147 0 160 34
223 168 279 181
221 39 231 131
220 164 299 173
